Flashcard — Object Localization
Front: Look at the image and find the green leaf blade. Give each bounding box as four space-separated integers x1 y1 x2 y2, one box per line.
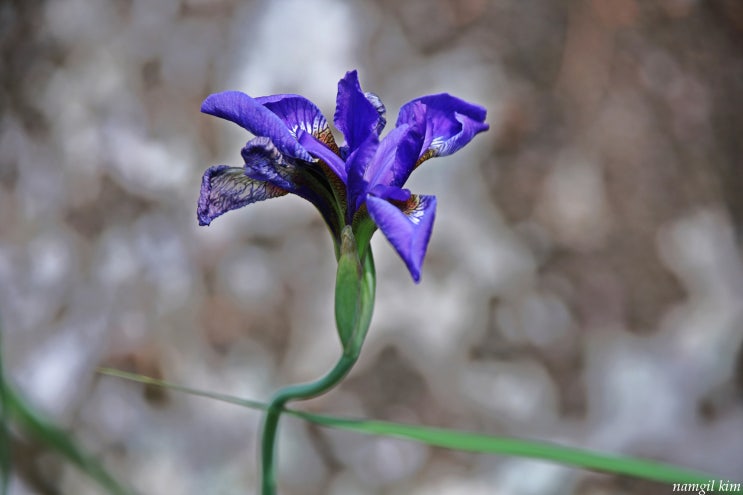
290 412 719 485
3 383 134 495
101 369 730 487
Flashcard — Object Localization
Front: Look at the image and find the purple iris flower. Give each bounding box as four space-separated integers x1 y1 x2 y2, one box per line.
198 70 488 282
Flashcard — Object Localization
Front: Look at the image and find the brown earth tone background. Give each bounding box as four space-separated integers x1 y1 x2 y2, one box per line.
2 0 742 493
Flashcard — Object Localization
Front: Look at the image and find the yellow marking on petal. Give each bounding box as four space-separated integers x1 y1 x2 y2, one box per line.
317 127 341 154
414 148 437 169
402 195 427 225
317 160 347 215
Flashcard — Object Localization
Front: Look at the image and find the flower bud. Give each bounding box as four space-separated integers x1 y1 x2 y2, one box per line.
335 226 362 347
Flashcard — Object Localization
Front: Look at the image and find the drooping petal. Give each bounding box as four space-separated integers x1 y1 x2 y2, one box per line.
366 192 437 282
334 71 380 154
197 165 287 226
241 137 299 191
256 94 339 149
297 131 347 183
201 91 313 161
245 135 347 238
396 94 488 164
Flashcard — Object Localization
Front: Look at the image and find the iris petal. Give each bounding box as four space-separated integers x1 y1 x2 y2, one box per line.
364 91 387 135
298 131 348 183
369 184 411 202
363 123 424 193
366 192 437 282
244 136 344 237
345 134 380 214
396 94 489 164
197 165 287 226
201 91 313 161
334 71 380 154
344 124 422 220
241 137 298 192
256 94 338 149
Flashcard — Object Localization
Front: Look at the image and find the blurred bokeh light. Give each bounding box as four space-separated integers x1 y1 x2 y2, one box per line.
2 0 742 493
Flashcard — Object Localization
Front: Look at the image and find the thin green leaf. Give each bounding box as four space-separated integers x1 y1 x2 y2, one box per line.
101 368 726 486
3 384 134 495
0 329 10 495
289 412 718 485
98 368 267 411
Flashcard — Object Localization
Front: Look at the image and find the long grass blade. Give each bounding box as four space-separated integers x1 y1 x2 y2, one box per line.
98 368 267 411
3 384 134 495
101 368 725 486
290 411 717 485
0 330 10 495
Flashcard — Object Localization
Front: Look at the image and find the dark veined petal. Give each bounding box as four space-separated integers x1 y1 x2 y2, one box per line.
366 191 437 283
241 137 299 192
297 131 347 183
334 71 380 154
201 91 313 161
256 94 339 149
197 165 287 226
396 94 488 164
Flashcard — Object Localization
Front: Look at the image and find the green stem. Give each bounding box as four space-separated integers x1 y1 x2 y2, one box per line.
260 351 359 495
260 247 375 495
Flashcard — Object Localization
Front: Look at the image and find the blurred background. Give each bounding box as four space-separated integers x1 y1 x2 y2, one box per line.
2 0 743 493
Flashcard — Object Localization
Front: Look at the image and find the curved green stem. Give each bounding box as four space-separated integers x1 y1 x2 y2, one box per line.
260 245 375 495
260 351 359 495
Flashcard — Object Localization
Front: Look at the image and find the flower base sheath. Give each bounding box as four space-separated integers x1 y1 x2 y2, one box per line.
198 70 488 282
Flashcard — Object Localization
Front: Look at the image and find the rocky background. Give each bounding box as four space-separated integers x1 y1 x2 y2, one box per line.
2 0 742 493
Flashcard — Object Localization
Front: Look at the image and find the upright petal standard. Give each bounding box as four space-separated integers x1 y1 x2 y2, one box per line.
198 70 488 282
